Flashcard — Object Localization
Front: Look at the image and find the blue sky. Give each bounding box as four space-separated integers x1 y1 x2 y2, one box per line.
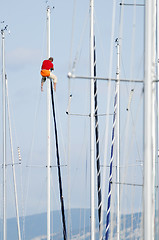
0 1 145 237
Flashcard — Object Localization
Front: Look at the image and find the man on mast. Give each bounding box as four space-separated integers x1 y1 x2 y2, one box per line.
40 57 57 92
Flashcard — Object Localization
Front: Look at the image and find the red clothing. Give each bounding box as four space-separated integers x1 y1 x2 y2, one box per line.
41 60 54 70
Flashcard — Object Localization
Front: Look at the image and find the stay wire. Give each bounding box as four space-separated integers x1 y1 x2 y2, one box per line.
50 80 67 240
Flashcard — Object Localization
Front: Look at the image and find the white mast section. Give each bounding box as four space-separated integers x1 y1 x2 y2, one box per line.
116 38 120 240
1 28 6 240
6 75 21 240
157 0 159 231
144 0 155 239
46 6 51 240
90 0 95 239
151 0 157 239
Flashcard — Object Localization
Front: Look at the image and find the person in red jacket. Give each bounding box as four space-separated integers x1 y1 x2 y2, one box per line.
40 57 57 92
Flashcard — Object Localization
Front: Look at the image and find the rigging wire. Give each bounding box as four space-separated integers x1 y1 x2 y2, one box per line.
68 0 77 72
123 1 144 235
67 3 77 236
101 0 117 236
117 1 144 238
6 74 21 240
70 9 89 76
67 6 90 237
23 4 47 226
50 80 67 240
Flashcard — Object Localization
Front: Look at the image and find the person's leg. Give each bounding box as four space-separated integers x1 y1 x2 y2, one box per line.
49 72 57 91
41 77 46 92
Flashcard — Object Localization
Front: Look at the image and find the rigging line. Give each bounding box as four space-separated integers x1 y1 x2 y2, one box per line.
120 3 144 6
93 13 107 76
66 94 72 114
66 92 113 117
54 94 68 165
105 77 118 240
68 0 77 71
67 5 76 237
111 181 143 187
23 89 42 226
126 89 134 111
93 36 102 235
71 8 89 74
130 0 137 88
119 87 143 232
101 163 143 168
66 113 90 116
68 113 89 196
101 0 118 237
6 74 21 240
68 73 143 83
26 164 67 168
50 80 67 240
66 112 114 117
128 89 144 163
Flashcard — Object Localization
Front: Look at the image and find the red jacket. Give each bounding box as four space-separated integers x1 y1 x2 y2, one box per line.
41 60 54 70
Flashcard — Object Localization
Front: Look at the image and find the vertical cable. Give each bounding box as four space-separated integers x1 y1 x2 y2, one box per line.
6 74 21 240
50 81 67 240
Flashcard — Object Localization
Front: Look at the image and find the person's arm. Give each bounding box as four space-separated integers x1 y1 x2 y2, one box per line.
51 63 54 71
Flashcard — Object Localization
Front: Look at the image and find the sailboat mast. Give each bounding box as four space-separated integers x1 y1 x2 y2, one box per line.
151 0 157 238
90 0 95 239
46 6 51 240
1 27 7 240
116 38 120 240
157 0 159 232
144 0 155 239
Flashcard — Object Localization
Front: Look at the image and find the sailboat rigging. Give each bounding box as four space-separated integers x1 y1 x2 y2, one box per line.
67 0 159 239
45 6 67 240
1 25 21 240
1 0 157 239
50 80 67 240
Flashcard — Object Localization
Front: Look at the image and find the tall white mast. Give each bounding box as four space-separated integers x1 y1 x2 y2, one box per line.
157 0 159 230
46 6 51 240
90 0 95 239
151 0 157 239
144 0 155 239
1 27 7 240
116 38 120 240
1 26 21 240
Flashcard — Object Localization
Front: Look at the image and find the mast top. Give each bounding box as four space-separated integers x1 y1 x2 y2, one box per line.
1 25 8 34
46 1 55 10
1 23 10 37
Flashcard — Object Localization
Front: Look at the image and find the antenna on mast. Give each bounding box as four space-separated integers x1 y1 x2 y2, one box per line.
45 0 55 9
1 23 10 35
1 24 8 33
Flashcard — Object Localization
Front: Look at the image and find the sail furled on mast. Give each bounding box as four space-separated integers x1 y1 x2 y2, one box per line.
93 36 102 233
50 81 67 240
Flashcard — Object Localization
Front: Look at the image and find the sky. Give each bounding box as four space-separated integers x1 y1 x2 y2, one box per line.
0 0 145 237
